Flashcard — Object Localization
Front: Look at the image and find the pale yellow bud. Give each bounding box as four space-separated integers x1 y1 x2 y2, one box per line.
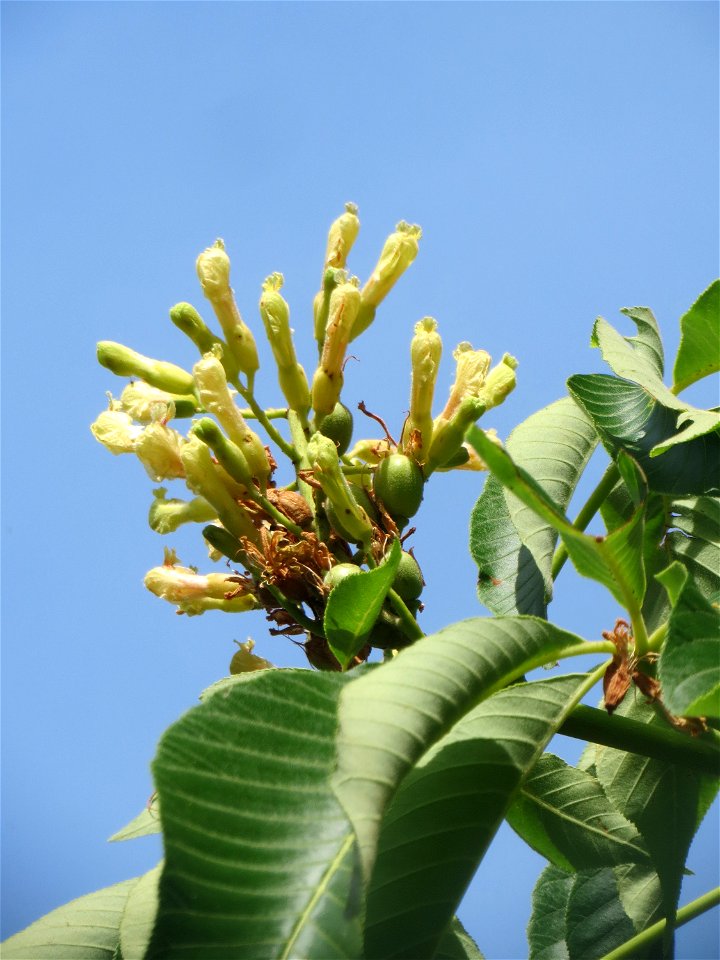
307 432 373 545
196 240 231 300
180 436 259 543
230 638 274 674
401 317 443 456
90 410 142 454
440 342 492 421
345 437 394 465
311 281 361 417
259 273 311 415
324 202 360 270
118 381 197 422
478 354 518 410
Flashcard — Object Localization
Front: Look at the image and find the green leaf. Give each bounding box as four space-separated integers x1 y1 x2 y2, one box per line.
1 878 140 959
619 306 664 379
364 675 597 959
119 865 161 960
673 280 720 392
469 397 597 616
656 563 720 718
466 427 647 611
591 315 720 454
149 669 361 960
506 754 650 872
433 917 485 959
333 616 609 883
568 374 720 495
324 539 402 669
613 863 663 937
565 868 636 959
528 864 573 960
109 801 161 842
594 694 703 955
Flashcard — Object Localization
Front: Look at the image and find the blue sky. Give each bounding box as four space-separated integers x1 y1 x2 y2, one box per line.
2 2 718 956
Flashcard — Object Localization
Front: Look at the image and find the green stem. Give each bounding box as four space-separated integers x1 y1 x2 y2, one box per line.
387 588 425 641
263 582 324 637
600 887 720 960
254 494 305 537
287 410 315 513
237 407 288 420
551 462 620 580
234 379 298 464
558 705 720 776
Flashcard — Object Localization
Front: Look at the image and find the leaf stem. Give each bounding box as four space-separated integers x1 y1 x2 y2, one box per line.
600 887 720 960
551 462 620 580
233 378 299 464
387 588 425 641
557 705 720 776
237 406 289 420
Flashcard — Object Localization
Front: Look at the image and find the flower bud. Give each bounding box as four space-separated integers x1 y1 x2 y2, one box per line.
401 317 443 457
90 409 142 454
196 240 259 380
149 488 217 534
439 342 492 421
97 341 195 396
118 381 197 421
350 220 421 340
144 562 259 616
345 437 393 465
478 353 518 410
324 202 360 270
169 302 239 380
311 281 361 417
191 418 255 491
307 432 373 545
193 353 270 490
180 436 259 543
135 423 186 481
259 274 311 415
313 268 341 347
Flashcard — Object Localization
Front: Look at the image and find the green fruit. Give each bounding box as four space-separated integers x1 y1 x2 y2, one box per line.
368 607 409 650
317 402 354 455
323 562 362 590
373 453 424 524
393 551 424 602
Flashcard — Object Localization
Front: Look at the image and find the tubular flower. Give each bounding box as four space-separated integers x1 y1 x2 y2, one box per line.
439 342 492 421
311 280 361 418
118 381 197 421
478 353 518 410
134 422 186 481
144 562 259 616
324 202 360 270
196 239 259 379
148 488 217 534
351 220 422 340
427 396 486 474
307 432 373 546
192 352 271 490
401 316 443 457
169 302 238 381
259 273 311 415
90 409 142 454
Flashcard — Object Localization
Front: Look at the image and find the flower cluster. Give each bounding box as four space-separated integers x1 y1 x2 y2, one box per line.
92 205 517 670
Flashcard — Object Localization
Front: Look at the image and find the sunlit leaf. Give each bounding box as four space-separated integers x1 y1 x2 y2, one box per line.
568 374 720 495
333 616 606 884
657 563 720 718
466 427 647 610
109 802 161 842
149 669 361 959
469 397 597 616
619 305 664 379
1 878 139 959
119 865 161 960
324 539 402 669
673 280 720 392
506 753 650 872
364 675 596 959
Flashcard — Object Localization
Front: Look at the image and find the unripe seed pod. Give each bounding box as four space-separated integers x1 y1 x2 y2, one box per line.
392 551 424 602
316 402 354 455
368 606 414 650
97 341 195 396
373 453 424 525
323 562 362 591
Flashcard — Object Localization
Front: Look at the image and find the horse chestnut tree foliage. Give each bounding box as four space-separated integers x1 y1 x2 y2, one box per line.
4 205 719 960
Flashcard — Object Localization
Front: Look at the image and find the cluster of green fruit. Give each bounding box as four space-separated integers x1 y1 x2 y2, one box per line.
91 204 516 667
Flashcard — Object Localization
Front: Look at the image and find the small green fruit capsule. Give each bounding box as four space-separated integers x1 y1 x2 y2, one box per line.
393 551 424 602
323 562 362 591
368 607 412 650
317 402 354 455
373 454 424 524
